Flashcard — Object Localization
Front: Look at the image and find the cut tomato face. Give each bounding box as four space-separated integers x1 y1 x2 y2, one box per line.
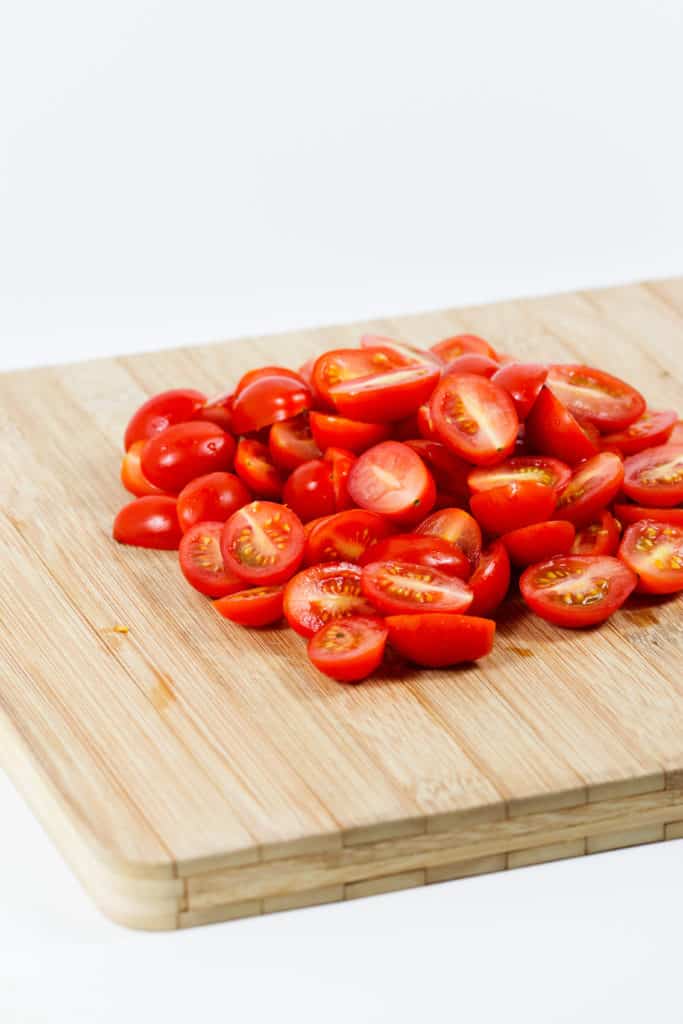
213 585 285 626
312 347 407 406
359 534 470 579
600 409 677 456
525 386 600 465
467 541 511 615
141 422 235 494
520 555 637 628
347 441 436 525
622 445 683 507
490 362 548 420
231 372 312 435
470 481 557 536
177 472 252 533
123 388 206 450
618 521 683 595
179 521 244 598
468 455 572 495
545 364 646 431
404 440 471 505
614 503 683 528
359 334 442 369
324 447 355 511
221 501 305 585
430 334 499 363
502 520 575 568
571 509 620 556
385 612 495 667
307 616 388 683
197 392 235 433
329 364 441 423
361 560 473 615
282 458 336 523
555 452 624 528
309 411 391 454
269 415 321 471
235 365 306 395
429 373 518 466
416 507 483 568
120 440 170 498
234 438 284 499
443 354 500 378
113 496 183 550
304 509 394 565
417 403 439 440
283 562 376 636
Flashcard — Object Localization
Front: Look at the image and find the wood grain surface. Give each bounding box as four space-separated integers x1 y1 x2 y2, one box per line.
1 278 682 930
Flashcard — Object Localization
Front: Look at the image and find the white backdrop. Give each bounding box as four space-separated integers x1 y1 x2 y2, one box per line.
1 1 683 1020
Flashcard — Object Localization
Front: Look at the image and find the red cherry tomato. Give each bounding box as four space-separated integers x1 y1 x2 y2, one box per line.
467 541 511 616
347 441 436 525
525 386 599 465
600 409 677 456
197 392 234 432
417 403 439 440
329 364 441 423
430 334 499 363
120 440 169 498
308 616 388 683
231 373 312 435
309 412 391 454
234 438 283 498
490 362 548 420
613 503 683 528
177 472 252 532
113 496 183 550
670 421 683 445
304 510 394 565
361 560 473 615
416 507 483 569
470 480 557 536
622 445 683 507
545 364 646 432
269 415 321 471
360 334 442 369
405 440 471 505
430 373 519 466
502 520 576 568
283 458 336 523
213 585 285 626
618 520 683 594
141 422 235 494
468 455 572 495
235 365 306 395
359 534 470 579
555 452 624 528
385 612 495 667
221 501 305 585
178 521 244 598
571 509 621 556
312 347 407 405
443 353 500 378
520 555 637 628
123 388 206 451
284 562 377 637
324 446 355 511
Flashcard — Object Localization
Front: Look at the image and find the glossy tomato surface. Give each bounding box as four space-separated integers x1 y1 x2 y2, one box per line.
571 509 621 556
269 415 321 471
231 372 312 435
282 459 337 523
520 555 637 627
613 503 683 527
235 365 306 395
347 441 436 525
312 347 406 405
470 480 557 536
213 585 285 626
443 354 500 378
430 373 518 466
600 409 677 455
124 389 206 450
555 452 624 528
622 445 683 507
618 520 683 594
141 422 235 494
120 440 169 498
361 560 472 615
177 472 251 532
385 612 495 667
467 541 511 615
197 392 234 432
284 562 376 636
234 438 283 498
545 364 645 431
416 507 483 568
525 386 600 465
360 334 442 369
309 411 391 454
304 510 394 565
221 501 305 585
468 456 571 495
113 496 183 550
359 534 470 579
307 616 388 682
404 440 471 506
329 364 440 423
179 521 244 598
430 334 499 363
490 362 548 420
502 520 575 568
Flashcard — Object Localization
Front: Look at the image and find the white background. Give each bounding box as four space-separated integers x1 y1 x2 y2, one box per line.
1 1 682 1020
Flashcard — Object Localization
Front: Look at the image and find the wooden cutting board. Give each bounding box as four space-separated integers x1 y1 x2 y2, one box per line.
1 278 683 931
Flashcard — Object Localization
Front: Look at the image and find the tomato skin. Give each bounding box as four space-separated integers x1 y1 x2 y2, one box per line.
221 501 305 585
121 440 170 498
468 455 572 495
361 560 473 615
359 535 470 579
213 585 285 626
618 520 683 595
269 415 321 471
360 334 442 369
545 364 646 432
309 412 391 454
141 422 235 494
385 612 495 667
525 386 599 465
416 507 483 569
417 403 439 441
235 366 306 395
282 459 337 523
329 364 441 423
502 520 576 568
304 510 394 565
113 496 183 550
520 555 637 628
197 392 234 433
178 521 244 598
430 335 499 363
177 472 252 533
347 441 436 526
622 445 683 507
467 541 511 616
470 480 557 536
313 347 407 405
555 452 625 528
283 562 377 637
405 440 471 505
490 362 548 420
123 389 206 451
600 410 677 456
613 503 683 528
571 509 621 556
430 373 519 466
308 616 388 683
323 447 356 511
443 354 500 378
234 438 283 499
231 373 312 435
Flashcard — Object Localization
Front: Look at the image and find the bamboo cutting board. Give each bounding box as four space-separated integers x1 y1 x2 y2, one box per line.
1 279 683 931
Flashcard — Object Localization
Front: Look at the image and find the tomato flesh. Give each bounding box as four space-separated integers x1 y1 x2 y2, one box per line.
443 354 500 378
360 534 470 579
347 441 436 525
177 472 252 533
234 438 283 499
490 362 548 420
385 613 495 667
525 386 600 465
121 440 169 498
221 501 305 585
600 409 677 455
308 616 388 682
313 347 407 405
502 520 575 568
360 334 442 369
113 496 183 550
284 562 377 637
213 585 285 626
520 555 637 628
141 422 235 494
430 373 518 466
179 521 243 598
324 446 355 511
361 560 473 615
555 452 624 528
467 541 511 615
430 335 499 363
269 415 321 471
622 445 683 507
571 509 621 556
468 455 571 495
546 364 646 431
416 507 482 568
618 520 683 595
470 480 557 536
304 510 393 565
404 440 471 505
329 364 440 423
124 388 206 450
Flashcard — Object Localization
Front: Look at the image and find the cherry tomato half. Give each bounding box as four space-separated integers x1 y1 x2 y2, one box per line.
502 520 575 568
430 373 518 466
359 534 470 579
304 510 394 565
525 386 599 465
113 496 183 550
555 452 624 528
467 455 572 495
467 541 511 616
622 445 683 507
309 412 391 454
221 501 305 585
546 364 646 432
404 440 471 505
312 347 406 406
179 521 244 598
284 562 377 637
324 446 355 511
308 616 388 683
197 392 234 433
123 388 206 451
235 365 306 395
417 403 439 440
361 561 473 615
120 440 169 498
430 334 499 363
520 555 637 628
234 438 283 499
282 459 336 523
360 334 442 369
571 509 621 556
231 372 312 435
213 585 285 626
177 472 252 533
347 441 436 525
416 507 483 569
600 409 677 456
385 612 495 667
329 364 441 423
618 521 683 595
141 422 235 494
671 421 683 445
470 480 557 536
269 415 321 471
490 362 548 420
613 503 683 528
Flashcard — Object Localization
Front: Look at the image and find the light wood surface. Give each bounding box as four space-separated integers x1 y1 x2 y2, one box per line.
1 278 682 930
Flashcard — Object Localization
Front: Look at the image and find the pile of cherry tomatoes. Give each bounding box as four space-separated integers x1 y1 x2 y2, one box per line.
114 333 683 682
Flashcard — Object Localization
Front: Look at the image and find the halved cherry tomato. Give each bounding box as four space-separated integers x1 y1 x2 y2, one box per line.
347 441 436 525
309 411 391 454
177 472 252 532
304 510 394 565
467 455 572 495
283 458 336 523
197 392 234 432
430 373 518 466
269 415 321 471
618 521 683 594
324 447 355 511
312 347 406 405
443 354 500 378
404 440 471 506
385 612 495 667
467 541 510 615
622 445 683 507
545 364 646 431
308 616 388 682
671 421 683 445
600 410 677 456
525 386 599 465
359 534 470 579
613 503 683 527
141 422 235 494
123 388 206 451
303 514 335 540
231 372 312 435
360 334 442 369
416 507 482 568
113 496 183 550
520 555 637 628
430 334 499 363
571 509 620 556
417 403 439 440
234 438 283 498
284 562 376 636
179 521 244 598
502 520 575 568
490 362 548 420
120 440 169 498
235 365 306 395
221 501 305 585
361 560 473 615
555 452 624 528
329 364 441 423
213 585 285 626
470 481 557 536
